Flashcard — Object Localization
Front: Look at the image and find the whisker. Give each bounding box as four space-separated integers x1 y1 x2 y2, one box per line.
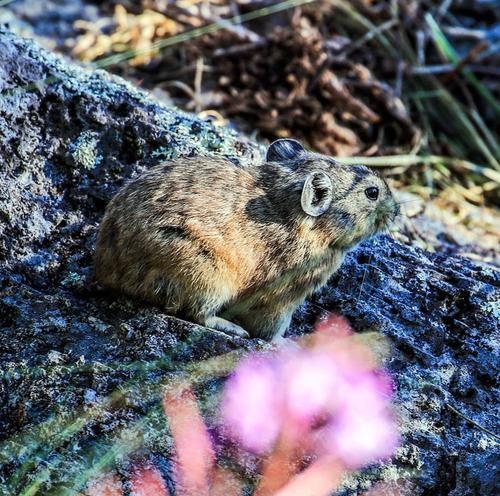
396 199 423 205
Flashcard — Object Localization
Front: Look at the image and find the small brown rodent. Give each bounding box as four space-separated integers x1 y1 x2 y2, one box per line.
95 139 398 340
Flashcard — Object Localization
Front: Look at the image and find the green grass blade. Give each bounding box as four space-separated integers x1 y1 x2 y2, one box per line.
426 13 500 115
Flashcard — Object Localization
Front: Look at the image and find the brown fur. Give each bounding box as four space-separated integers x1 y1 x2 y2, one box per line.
95 140 398 340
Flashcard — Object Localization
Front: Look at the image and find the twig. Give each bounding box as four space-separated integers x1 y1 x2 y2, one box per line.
446 403 500 442
416 31 426 66
468 65 500 77
426 13 500 116
193 57 204 113
437 0 454 20
172 1 262 44
443 41 489 84
343 19 398 56
410 64 455 75
443 27 487 40
410 63 500 77
411 48 489 80
395 61 404 97
213 39 267 58
161 80 195 100
213 17 263 43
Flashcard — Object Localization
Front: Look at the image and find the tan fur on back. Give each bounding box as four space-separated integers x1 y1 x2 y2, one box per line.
95 146 397 340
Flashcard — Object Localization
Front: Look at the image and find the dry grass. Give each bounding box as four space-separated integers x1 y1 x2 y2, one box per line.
65 0 499 259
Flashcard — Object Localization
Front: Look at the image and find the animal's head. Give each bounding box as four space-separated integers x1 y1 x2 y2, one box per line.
265 139 399 248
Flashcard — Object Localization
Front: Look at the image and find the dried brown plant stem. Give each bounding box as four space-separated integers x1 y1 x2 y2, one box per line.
445 403 500 442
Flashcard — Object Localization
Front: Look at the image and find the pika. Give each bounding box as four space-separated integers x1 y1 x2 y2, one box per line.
95 139 398 340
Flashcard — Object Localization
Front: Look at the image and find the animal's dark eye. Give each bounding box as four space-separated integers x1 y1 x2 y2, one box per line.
365 186 379 201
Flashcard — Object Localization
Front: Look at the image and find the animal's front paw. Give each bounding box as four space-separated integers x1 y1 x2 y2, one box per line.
205 316 249 338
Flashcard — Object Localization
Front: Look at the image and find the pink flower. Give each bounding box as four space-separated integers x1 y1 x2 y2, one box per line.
340 372 394 416
325 408 400 469
282 350 342 424
221 354 283 454
221 317 400 469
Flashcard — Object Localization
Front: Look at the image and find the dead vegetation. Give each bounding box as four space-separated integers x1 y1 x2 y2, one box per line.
184 15 420 157
65 0 500 260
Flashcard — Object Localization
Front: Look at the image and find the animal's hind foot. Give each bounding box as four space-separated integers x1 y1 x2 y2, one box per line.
204 316 249 338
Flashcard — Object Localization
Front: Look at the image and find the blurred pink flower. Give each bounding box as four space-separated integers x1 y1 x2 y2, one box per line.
221 354 284 453
282 350 341 424
221 317 400 469
129 464 169 496
162 386 214 495
315 314 353 339
341 371 394 415
326 408 399 469
85 315 403 496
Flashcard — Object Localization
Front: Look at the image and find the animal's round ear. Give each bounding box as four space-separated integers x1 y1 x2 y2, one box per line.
301 171 333 217
266 139 305 162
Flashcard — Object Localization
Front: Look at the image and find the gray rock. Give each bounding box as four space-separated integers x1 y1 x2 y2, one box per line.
0 30 498 495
